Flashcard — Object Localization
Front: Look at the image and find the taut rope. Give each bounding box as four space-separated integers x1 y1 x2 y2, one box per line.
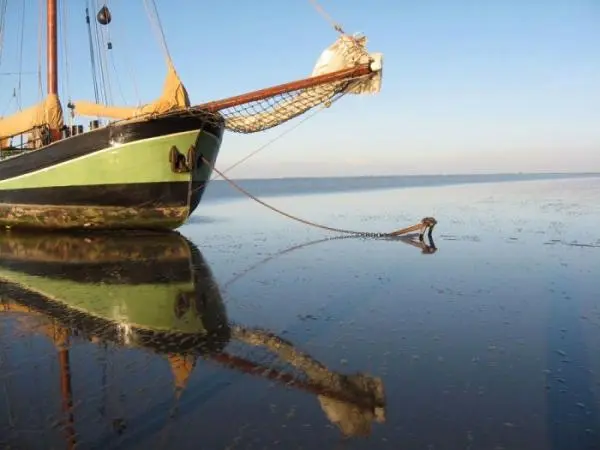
201 156 437 240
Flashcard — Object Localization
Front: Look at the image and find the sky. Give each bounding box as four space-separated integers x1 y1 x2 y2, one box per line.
1 0 599 178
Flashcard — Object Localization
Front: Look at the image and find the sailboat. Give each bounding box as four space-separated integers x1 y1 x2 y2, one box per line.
0 1 383 230
0 230 387 447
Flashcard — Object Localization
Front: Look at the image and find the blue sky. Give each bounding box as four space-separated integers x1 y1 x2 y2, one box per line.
1 0 599 177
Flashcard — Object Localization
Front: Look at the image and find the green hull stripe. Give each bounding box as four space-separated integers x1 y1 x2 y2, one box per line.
0 130 220 190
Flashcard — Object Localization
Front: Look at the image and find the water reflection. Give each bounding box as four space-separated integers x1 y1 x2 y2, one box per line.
0 231 230 352
222 233 436 291
0 230 434 448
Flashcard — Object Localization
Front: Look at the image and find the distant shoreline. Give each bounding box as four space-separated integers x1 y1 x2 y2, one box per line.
218 172 600 183
202 172 600 202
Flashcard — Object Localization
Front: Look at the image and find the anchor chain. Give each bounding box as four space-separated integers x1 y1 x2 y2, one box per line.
200 156 437 240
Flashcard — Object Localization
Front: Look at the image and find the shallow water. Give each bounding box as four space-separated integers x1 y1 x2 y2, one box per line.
1 174 599 449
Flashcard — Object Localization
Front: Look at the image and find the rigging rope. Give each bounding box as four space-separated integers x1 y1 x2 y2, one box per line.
0 0 7 65
96 0 127 106
88 0 107 104
307 0 367 63
212 92 343 181
57 0 73 126
149 0 171 62
308 0 346 35
85 5 101 105
16 0 25 110
0 0 12 116
113 20 141 106
109 51 126 106
199 78 363 191
201 155 437 239
60 0 72 111
143 0 172 64
37 0 43 98
93 0 112 105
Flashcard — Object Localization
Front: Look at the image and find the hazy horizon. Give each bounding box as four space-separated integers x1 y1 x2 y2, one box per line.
220 170 599 181
216 157 600 180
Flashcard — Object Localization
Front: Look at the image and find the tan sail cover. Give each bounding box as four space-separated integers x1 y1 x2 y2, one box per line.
72 62 190 120
310 33 382 94
167 354 195 398
318 394 385 437
0 94 63 140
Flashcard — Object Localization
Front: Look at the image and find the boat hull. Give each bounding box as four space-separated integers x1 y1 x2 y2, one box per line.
0 113 224 230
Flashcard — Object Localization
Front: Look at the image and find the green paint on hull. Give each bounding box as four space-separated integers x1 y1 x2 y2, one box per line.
0 268 209 334
0 130 220 190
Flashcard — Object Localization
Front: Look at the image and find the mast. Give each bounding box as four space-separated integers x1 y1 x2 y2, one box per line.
47 0 58 95
56 329 76 450
58 346 76 450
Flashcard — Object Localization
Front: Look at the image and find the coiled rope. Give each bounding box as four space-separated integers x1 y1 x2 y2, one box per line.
201 156 437 240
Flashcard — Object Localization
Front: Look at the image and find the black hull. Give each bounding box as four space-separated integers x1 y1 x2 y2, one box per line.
0 111 224 230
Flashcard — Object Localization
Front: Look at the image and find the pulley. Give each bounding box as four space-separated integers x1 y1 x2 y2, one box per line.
97 5 111 25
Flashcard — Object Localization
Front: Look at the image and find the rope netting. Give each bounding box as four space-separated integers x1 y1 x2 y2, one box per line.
217 86 349 134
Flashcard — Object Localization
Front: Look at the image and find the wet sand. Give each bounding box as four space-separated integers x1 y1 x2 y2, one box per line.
1 175 599 449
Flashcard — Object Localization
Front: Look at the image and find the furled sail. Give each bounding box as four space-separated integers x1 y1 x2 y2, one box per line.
71 62 189 120
311 33 382 93
0 94 64 141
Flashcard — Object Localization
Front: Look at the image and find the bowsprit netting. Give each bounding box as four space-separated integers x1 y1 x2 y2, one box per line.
192 33 383 134
216 86 349 134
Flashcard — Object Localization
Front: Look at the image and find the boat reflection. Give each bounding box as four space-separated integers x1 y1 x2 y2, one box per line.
0 231 388 448
0 230 230 352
